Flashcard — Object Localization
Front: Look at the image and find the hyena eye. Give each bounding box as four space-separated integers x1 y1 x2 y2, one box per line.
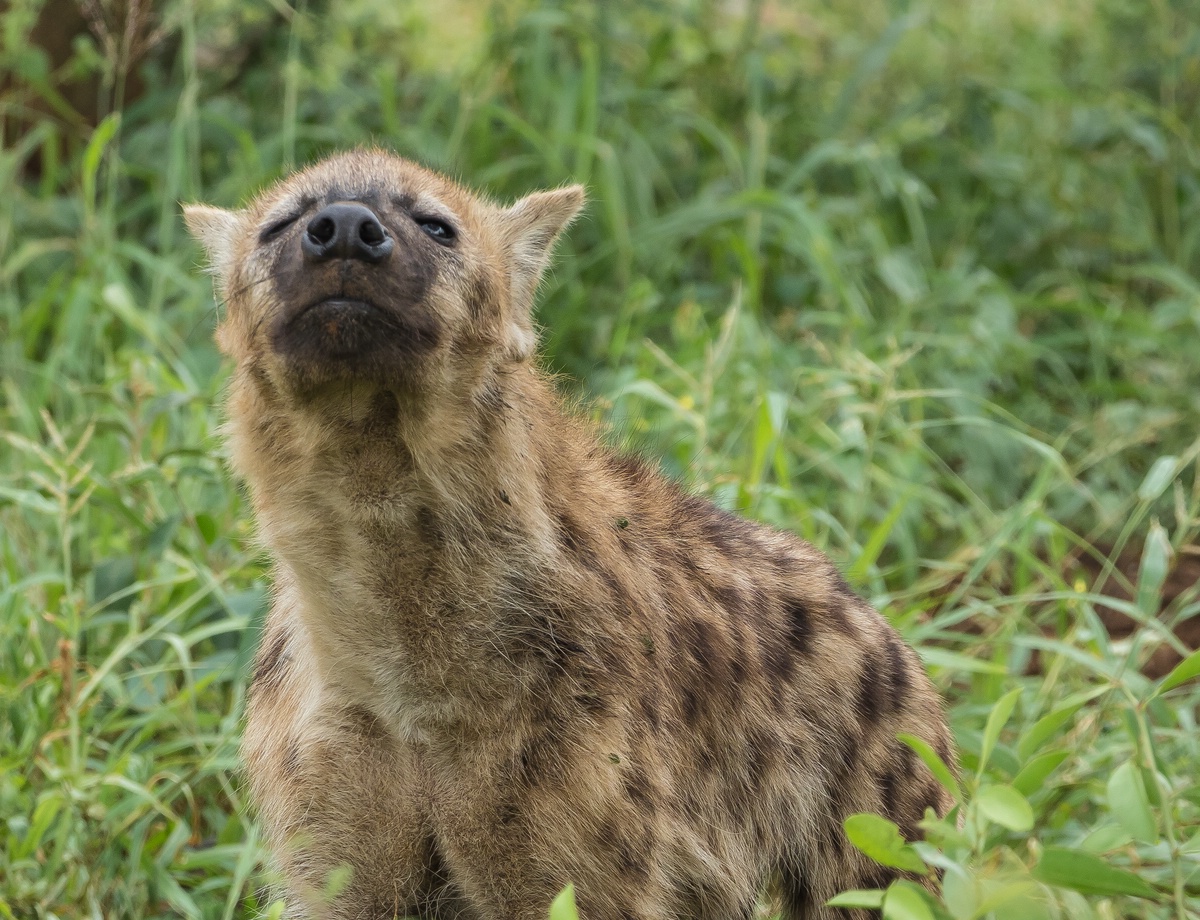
417 218 456 245
260 215 299 242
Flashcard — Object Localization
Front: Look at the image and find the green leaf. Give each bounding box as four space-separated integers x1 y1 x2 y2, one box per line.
827 889 886 909
1106 761 1159 844
1078 823 1133 854
975 784 1034 831
849 490 911 583
0 484 58 515
1032 847 1158 898
1135 523 1171 616
548 884 579 920
1137 456 1178 501
1154 646 1200 695
1182 827 1200 854
940 864 980 920
897 732 961 801
978 687 1022 778
195 512 218 546
81 112 121 217
1017 703 1082 759
844 814 926 873
1012 750 1069 796
883 881 936 920
979 881 1047 920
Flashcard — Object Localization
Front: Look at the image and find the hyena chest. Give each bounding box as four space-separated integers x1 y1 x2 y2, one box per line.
279 507 537 731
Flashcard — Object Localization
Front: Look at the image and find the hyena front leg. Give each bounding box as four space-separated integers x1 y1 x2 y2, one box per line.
242 611 447 919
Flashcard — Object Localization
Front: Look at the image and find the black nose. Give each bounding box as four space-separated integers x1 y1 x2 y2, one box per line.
302 202 394 263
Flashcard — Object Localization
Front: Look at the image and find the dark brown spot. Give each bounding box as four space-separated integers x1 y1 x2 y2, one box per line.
785 600 814 654
745 730 777 789
342 705 389 742
496 801 520 826
575 693 609 714
680 687 701 725
638 695 662 732
934 734 954 771
860 863 897 891
884 631 911 709
282 739 301 777
682 618 718 667
856 664 885 723
824 592 859 637
622 769 655 809
708 580 744 613
365 388 400 429
252 626 291 692
415 505 443 546
614 834 649 880
670 542 702 578
879 768 901 827
730 652 748 684
465 273 493 319
605 452 650 486
781 868 813 916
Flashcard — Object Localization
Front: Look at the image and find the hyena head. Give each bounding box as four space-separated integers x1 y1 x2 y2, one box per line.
183 150 583 408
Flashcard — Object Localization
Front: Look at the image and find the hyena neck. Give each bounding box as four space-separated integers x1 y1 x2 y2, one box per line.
229 360 600 726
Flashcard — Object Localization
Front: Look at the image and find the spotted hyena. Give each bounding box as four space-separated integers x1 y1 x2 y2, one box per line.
184 150 956 920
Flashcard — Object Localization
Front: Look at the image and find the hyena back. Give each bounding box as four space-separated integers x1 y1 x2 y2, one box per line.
184 150 956 920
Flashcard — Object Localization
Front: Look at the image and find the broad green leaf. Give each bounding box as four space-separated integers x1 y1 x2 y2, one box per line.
1078 823 1133 854
978 688 1022 778
1106 761 1158 844
940 864 979 920
1032 847 1157 898
548 884 579 920
981 881 1049 920
897 732 961 801
1154 646 1200 696
827 889 886 909
844 814 926 873
975 784 1034 831
883 881 936 920
1012 751 1069 796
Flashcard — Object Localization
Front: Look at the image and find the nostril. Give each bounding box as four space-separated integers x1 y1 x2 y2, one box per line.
307 217 336 246
359 219 386 246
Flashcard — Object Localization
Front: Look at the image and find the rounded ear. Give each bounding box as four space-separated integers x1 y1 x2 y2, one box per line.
182 204 246 285
501 184 585 310
498 184 584 361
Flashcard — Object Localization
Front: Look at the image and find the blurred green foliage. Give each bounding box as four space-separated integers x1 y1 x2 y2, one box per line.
1 0 1198 917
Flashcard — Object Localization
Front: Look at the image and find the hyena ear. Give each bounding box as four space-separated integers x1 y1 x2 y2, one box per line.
182 204 246 285
498 184 584 360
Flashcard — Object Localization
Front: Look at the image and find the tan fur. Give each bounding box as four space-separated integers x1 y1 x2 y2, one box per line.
185 150 956 920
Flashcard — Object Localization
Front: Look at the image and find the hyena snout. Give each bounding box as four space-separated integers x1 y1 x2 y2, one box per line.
302 201 394 264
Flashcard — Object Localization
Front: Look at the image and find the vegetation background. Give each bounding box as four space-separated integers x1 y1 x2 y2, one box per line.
2 0 1199 917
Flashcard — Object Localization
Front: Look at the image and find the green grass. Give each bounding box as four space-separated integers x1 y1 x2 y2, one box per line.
2 0 1199 917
